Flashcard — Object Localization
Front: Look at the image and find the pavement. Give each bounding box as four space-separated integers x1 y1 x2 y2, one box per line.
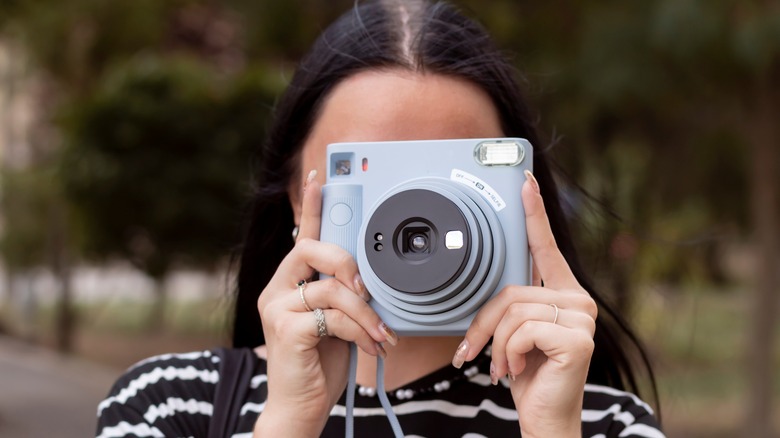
0 336 122 438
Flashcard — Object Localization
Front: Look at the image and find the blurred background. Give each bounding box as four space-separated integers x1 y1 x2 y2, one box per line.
0 0 778 437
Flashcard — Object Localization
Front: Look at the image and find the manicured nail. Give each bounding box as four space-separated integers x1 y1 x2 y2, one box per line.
354 274 369 301
451 339 469 369
303 169 317 192
489 362 498 386
509 373 516 382
378 322 399 346
524 170 540 194
375 342 387 359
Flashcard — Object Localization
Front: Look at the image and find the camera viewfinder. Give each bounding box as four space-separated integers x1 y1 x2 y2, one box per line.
336 160 351 175
330 152 354 176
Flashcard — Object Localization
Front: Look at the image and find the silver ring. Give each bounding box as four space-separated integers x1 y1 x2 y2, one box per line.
313 308 327 337
298 280 312 312
549 303 559 325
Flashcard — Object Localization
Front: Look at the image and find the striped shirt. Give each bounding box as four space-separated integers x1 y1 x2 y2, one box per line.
95 349 663 437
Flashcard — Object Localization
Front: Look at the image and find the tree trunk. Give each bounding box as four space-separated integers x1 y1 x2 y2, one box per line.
51 203 74 354
20 273 39 342
54 265 74 353
743 81 780 438
147 277 167 333
1 268 13 334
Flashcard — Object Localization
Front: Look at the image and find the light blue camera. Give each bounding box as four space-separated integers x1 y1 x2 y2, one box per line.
320 138 533 335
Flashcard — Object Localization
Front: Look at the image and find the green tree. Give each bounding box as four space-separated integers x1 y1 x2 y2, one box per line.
0 0 266 339
0 167 68 342
59 56 275 329
0 0 179 347
577 3 780 434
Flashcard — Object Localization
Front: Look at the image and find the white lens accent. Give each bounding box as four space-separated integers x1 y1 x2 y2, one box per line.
475 142 524 166
445 230 464 249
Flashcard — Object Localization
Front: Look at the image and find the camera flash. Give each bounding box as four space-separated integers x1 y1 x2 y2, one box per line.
362 157 368 172
475 141 524 166
445 230 464 249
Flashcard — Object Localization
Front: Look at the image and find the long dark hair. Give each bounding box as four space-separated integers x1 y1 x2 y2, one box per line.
233 0 658 407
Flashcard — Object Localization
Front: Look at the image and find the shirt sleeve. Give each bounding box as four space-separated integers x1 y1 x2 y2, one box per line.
95 350 220 438
581 383 665 438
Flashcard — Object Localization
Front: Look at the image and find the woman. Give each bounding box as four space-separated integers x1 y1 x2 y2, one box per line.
97 1 663 437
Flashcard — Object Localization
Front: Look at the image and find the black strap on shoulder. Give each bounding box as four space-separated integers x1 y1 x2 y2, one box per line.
208 347 258 438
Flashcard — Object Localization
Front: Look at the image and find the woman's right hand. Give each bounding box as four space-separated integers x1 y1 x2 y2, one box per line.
252 170 397 437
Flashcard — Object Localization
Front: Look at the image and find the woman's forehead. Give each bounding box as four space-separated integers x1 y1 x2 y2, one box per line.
306 69 504 146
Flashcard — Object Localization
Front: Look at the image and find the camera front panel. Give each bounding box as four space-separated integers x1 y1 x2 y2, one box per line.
321 138 533 335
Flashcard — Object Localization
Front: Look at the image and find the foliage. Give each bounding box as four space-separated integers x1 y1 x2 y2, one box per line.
0 0 176 88
58 56 277 278
0 165 61 269
454 0 777 286
0 0 776 286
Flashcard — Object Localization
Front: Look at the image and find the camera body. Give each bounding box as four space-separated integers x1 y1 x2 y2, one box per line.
320 138 533 335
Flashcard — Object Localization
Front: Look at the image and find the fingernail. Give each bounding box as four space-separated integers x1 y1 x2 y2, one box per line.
303 169 317 192
354 274 369 301
375 342 387 359
451 339 469 369
489 362 498 386
378 322 398 346
509 373 516 382
524 170 540 194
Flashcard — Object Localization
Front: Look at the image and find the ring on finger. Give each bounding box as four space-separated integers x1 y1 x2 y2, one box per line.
549 303 559 325
298 280 312 312
313 308 328 337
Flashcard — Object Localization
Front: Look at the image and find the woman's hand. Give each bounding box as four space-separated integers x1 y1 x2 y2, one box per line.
454 170 597 438
253 170 397 437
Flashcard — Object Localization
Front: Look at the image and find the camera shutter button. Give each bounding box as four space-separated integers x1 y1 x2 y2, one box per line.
330 202 353 226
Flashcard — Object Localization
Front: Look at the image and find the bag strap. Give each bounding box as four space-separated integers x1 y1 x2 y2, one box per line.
208 347 258 438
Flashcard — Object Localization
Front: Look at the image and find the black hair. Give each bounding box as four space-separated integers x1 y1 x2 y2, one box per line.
233 0 659 408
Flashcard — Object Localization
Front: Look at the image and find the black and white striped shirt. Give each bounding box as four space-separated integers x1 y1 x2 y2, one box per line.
96 349 663 437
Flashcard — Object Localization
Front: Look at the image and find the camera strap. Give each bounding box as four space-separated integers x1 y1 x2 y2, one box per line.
345 343 404 438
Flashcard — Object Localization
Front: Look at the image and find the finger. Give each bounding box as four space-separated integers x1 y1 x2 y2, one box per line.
282 239 368 299
490 302 595 378
505 321 594 377
297 170 322 242
284 278 393 345
458 285 596 365
522 171 579 290
297 309 386 358
532 259 542 287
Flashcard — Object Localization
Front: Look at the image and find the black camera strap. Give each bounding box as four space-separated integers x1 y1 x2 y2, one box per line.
209 348 257 438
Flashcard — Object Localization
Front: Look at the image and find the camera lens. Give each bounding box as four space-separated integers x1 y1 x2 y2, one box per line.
359 179 509 328
363 188 473 295
401 227 431 255
410 234 428 252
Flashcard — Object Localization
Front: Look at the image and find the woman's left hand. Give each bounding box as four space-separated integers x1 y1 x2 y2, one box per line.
454 171 598 438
